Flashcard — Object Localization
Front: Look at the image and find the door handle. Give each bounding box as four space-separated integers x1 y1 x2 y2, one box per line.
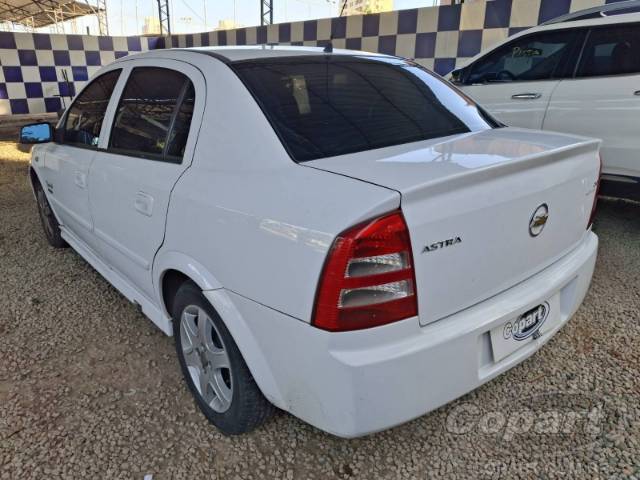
134 191 154 217
74 171 87 189
634 90 640 96
512 93 542 100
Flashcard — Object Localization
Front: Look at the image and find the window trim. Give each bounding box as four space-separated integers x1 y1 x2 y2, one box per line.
462 28 587 85
58 68 123 150
572 28 592 78
106 66 194 164
574 22 640 79
162 80 191 159
95 146 183 164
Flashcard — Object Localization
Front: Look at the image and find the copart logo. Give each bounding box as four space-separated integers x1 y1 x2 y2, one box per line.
503 302 549 341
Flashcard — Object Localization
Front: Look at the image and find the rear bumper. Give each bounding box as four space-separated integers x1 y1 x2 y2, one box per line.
207 231 598 438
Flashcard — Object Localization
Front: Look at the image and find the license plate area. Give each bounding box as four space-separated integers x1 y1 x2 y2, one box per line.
490 295 560 362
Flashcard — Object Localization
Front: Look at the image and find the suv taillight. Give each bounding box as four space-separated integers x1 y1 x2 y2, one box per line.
587 154 602 230
312 211 418 332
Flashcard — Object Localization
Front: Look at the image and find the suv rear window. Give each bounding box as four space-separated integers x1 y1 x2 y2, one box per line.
233 56 496 162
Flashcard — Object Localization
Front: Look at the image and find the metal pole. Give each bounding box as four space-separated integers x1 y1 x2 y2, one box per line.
96 0 108 35
157 0 171 34
203 0 207 29
261 0 273 26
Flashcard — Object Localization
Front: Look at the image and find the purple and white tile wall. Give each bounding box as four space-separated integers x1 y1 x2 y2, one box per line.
0 0 619 115
0 33 157 115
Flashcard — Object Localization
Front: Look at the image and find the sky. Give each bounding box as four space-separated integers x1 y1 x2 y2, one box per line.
34 0 442 37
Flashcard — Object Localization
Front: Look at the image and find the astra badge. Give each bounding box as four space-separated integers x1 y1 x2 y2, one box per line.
529 203 549 237
503 302 550 341
422 236 462 253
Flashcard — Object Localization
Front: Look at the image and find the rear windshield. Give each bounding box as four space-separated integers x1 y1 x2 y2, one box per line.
232 55 497 162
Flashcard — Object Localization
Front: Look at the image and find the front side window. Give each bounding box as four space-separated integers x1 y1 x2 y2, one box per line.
577 25 640 77
233 56 497 162
109 67 195 161
466 30 582 84
63 69 121 148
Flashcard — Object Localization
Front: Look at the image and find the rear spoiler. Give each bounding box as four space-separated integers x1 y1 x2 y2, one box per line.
401 135 601 202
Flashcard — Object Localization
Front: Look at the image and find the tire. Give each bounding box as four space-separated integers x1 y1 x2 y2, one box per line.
34 181 68 249
172 281 275 435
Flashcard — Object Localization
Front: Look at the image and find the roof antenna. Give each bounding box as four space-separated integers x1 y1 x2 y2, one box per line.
324 35 333 54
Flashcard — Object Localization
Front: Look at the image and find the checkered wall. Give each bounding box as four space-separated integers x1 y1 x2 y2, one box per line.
0 32 157 115
164 0 618 74
0 0 623 115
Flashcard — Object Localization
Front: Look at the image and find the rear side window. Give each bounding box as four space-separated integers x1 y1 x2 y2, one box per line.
577 26 640 77
466 30 583 84
233 56 496 162
63 69 121 148
109 67 195 162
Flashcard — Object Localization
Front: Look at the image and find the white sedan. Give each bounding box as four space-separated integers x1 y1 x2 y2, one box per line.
22 46 600 438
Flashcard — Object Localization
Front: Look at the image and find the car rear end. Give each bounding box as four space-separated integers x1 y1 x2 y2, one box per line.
307 128 601 331
226 51 600 437
223 225 596 437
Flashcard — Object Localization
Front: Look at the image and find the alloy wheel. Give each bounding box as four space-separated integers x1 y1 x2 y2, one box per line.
179 305 233 413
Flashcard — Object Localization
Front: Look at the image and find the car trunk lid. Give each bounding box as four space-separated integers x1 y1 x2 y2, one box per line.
305 128 601 325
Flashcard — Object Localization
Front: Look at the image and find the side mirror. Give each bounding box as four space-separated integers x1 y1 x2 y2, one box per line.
20 122 54 144
450 67 465 85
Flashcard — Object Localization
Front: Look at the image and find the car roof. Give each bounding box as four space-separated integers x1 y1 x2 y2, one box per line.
178 45 393 63
528 11 640 32
540 0 640 26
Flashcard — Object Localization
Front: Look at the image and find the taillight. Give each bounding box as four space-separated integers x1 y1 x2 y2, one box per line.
312 211 418 332
587 154 602 229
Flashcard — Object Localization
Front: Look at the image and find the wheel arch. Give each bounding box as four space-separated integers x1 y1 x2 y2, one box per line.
28 165 41 196
154 250 224 319
154 253 285 409
28 165 65 226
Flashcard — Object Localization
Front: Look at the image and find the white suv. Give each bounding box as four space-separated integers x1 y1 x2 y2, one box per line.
22 46 600 437
451 2 640 201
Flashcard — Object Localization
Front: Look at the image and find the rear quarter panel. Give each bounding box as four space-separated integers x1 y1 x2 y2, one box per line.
158 57 399 322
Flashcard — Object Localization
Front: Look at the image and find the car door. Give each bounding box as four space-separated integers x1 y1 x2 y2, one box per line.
544 23 640 179
40 69 121 245
459 29 585 129
87 60 204 301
